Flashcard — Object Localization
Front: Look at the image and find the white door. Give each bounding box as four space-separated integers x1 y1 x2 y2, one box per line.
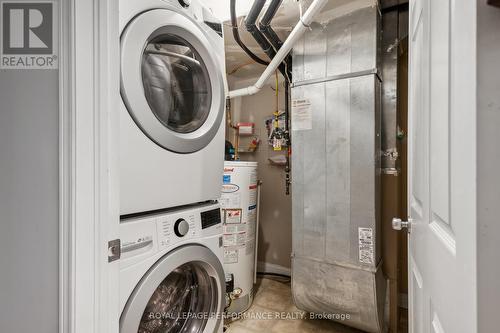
405 0 477 332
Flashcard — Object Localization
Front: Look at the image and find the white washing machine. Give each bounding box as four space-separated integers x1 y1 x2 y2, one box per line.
119 202 225 333
119 0 227 215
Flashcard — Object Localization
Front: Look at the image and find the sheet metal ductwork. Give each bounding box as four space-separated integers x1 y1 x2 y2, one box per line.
291 5 385 333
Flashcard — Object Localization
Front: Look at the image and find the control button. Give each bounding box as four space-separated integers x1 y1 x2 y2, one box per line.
174 218 190 237
178 0 190 7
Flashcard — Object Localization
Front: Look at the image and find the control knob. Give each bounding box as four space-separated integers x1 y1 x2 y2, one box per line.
174 218 190 237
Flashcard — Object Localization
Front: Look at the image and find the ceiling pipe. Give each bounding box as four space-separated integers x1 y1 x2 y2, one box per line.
230 0 269 66
244 0 288 79
259 0 292 79
228 0 328 99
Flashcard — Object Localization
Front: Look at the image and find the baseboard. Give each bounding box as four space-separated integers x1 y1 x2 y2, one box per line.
256 261 291 276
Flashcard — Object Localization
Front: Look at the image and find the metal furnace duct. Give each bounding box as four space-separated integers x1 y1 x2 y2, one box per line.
290 5 385 333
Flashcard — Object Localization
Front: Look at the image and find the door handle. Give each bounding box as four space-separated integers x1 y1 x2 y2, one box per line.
392 217 412 232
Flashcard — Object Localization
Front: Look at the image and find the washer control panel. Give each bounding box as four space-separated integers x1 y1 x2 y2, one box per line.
156 204 221 250
157 212 196 249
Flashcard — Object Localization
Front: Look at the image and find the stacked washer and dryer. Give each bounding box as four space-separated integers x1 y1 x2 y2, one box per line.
118 0 227 332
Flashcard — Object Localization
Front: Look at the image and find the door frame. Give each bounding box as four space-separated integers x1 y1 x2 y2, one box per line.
59 0 120 332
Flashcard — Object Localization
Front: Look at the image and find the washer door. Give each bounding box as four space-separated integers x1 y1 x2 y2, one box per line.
121 9 224 153
120 245 225 333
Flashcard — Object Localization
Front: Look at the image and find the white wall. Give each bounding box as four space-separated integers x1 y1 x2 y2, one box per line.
477 2 500 332
228 76 292 270
202 0 254 22
0 41 59 333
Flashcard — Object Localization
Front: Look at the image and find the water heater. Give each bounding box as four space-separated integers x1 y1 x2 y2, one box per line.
220 161 258 314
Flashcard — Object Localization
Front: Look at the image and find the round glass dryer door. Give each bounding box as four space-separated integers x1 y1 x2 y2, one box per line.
121 9 224 153
120 245 225 333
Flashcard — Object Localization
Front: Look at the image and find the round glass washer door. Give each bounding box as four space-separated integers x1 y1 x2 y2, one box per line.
121 9 225 153
120 245 225 333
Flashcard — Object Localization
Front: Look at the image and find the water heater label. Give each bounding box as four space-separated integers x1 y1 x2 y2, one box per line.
224 209 242 224
224 249 238 264
224 224 246 234
221 184 239 193
358 227 374 264
249 189 257 204
250 169 258 185
223 232 246 247
220 192 241 208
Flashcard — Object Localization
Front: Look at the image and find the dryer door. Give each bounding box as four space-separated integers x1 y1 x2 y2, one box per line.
120 245 225 333
121 9 224 153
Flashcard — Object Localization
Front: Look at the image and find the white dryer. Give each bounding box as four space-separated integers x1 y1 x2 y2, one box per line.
119 0 227 215
119 202 225 333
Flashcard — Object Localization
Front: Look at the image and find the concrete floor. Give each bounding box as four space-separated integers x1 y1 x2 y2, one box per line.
224 277 364 333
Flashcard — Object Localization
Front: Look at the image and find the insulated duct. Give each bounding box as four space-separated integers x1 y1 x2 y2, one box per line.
291 5 385 333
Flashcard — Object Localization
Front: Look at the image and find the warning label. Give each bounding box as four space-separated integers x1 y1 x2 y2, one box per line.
224 224 246 234
224 209 242 224
291 99 313 131
358 227 374 264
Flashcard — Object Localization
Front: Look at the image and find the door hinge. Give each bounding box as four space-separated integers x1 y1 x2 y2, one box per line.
108 239 121 262
382 148 399 161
